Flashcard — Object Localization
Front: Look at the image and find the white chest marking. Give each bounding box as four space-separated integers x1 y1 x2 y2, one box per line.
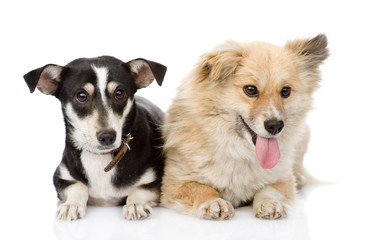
80 150 156 206
81 150 121 201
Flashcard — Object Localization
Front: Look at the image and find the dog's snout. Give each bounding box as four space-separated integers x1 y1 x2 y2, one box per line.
264 120 284 135
97 130 117 146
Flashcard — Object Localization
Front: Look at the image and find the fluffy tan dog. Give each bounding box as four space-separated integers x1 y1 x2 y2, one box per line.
161 34 329 220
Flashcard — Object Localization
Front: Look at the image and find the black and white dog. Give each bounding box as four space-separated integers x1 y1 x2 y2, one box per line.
24 56 166 221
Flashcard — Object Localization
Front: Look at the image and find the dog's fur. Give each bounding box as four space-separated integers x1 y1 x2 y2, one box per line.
161 35 329 220
24 56 166 221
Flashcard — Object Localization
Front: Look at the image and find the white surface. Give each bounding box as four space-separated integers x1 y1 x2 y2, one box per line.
1 0 370 239
51 183 369 240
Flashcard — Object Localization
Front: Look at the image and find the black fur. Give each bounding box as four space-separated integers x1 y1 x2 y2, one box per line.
53 96 164 204
24 56 166 207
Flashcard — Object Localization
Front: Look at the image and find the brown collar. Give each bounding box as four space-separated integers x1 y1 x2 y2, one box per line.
104 133 133 172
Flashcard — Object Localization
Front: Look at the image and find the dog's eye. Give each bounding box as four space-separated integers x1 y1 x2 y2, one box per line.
114 89 126 100
76 91 88 103
281 87 291 98
243 85 259 97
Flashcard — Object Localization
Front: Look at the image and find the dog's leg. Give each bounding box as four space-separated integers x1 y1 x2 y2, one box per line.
253 176 295 219
56 182 89 221
293 124 312 188
161 180 234 220
123 186 159 220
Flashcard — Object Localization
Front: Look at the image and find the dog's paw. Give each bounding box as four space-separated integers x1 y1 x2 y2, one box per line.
122 203 152 220
197 198 234 220
56 203 86 221
253 199 286 220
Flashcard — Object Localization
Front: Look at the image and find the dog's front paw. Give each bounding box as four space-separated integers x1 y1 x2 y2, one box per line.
56 203 86 221
253 199 286 220
197 198 234 220
122 203 152 220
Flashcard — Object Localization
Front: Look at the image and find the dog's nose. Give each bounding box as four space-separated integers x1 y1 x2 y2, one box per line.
97 130 117 146
264 120 284 135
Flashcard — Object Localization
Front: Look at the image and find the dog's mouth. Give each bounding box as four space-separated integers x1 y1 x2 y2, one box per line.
239 115 280 169
239 115 257 146
87 145 121 155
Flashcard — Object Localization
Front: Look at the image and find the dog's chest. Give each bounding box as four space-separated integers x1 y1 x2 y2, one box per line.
203 159 263 204
80 150 129 205
201 145 286 207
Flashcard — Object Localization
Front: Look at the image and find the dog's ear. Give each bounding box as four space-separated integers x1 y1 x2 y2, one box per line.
23 64 64 95
285 34 329 69
128 58 167 89
197 40 244 83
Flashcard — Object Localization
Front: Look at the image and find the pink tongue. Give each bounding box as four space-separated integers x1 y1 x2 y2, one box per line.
255 136 280 169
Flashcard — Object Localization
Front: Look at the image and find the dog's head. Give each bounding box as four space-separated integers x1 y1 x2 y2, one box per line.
24 56 166 154
196 34 329 168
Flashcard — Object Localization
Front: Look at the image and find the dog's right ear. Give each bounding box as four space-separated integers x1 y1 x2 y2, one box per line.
284 34 329 70
23 64 64 95
196 40 245 84
127 58 167 89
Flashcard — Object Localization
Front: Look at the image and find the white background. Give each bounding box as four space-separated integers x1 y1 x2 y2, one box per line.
1 0 370 239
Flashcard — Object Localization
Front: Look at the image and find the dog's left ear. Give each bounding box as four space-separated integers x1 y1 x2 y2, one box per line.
23 64 65 95
128 58 167 89
285 34 329 69
197 40 244 84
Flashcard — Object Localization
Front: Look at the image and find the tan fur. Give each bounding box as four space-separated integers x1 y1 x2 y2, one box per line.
161 35 329 220
271 177 295 201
